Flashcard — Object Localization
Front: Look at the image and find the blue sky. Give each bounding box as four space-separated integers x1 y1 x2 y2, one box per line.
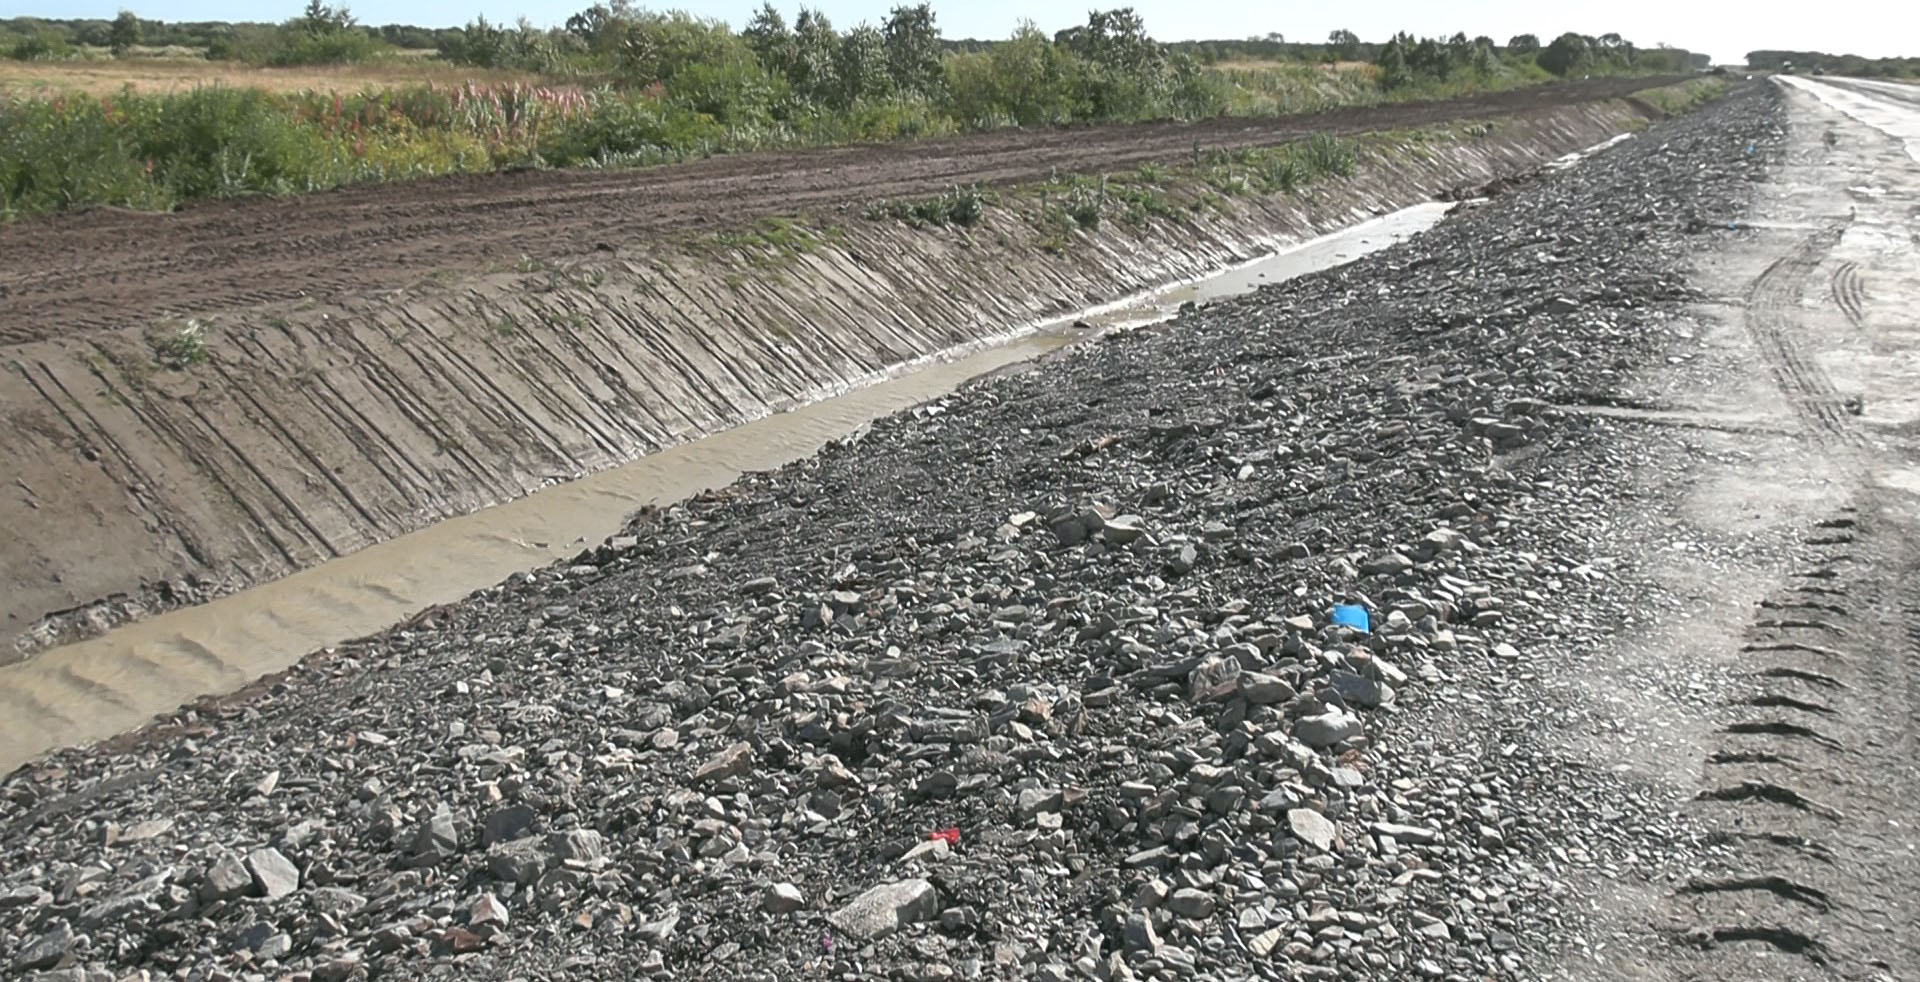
24 0 1920 65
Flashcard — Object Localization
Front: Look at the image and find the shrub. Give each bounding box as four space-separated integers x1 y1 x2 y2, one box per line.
154 320 208 368
1064 183 1103 228
865 183 986 227
8 29 72 62
265 26 383 66
1301 132 1355 177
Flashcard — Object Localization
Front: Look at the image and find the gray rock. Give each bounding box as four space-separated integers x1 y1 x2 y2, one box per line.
309 886 369 916
547 829 606 865
899 838 952 864
828 878 939 941
1166 888 1215 919
1014 787 1064 820
764 882 806 914
1237 672 1295 705
1361 553 1414 576
1287 808 1337 851
1248 926 1285 957
1294 709 1364 748
1371 822 1443 846
79 868 171 927
230 920 291 959
694 742 754 783
201 852 253 901
486 839 549 884
11 922 72 971
1122 912 1162 954
245 846 301 899
481 803 537 846
1104 515 1146 545
469 893 509 929
412 809 460 860
1330 671 1393 708
939 907 979 931
0 886 49 909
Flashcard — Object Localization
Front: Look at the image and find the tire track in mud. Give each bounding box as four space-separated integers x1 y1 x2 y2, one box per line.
1742 223 1864 447
1828 260 1867 327
1679 509 1919 979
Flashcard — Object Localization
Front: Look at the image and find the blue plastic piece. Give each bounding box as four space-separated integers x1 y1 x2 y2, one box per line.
1331 604 1370 633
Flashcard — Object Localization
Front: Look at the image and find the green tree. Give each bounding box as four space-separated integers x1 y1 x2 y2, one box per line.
1506 33 1539 54
881 3 941 96
1537 32 1592 76
1471 36 1497 75
790 7 840 102
1375 37 1412 89
108 10 141 55
1061 8 1159 74
834 22 891 105
976 20 1079 126
442 15 507 66
741 2 794 76
614 12 744 86
1326 28 1360 61
300 0 354 36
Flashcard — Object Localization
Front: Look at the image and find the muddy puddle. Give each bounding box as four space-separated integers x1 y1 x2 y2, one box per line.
0 203 1450 772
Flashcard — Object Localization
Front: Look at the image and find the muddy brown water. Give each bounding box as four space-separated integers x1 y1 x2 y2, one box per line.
0 204 1454 772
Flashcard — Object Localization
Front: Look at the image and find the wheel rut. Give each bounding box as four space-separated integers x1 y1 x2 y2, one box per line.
1741 222 1863 447
1677 508 1919 979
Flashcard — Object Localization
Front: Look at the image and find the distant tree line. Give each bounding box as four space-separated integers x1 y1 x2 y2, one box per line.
1746 49 1919 76
5 10 1706 84
1368 30 1704 90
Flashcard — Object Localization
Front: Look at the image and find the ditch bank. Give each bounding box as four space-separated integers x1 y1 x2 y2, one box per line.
1 97 1665 663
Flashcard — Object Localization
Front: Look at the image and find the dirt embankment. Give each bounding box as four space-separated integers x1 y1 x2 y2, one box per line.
0 84 1675 658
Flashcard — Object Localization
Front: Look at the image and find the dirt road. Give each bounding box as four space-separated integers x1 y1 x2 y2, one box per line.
0 76 1680 343
1648 73 1920 980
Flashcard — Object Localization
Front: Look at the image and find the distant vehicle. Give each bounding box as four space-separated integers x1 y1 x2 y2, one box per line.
1812 66 1826 75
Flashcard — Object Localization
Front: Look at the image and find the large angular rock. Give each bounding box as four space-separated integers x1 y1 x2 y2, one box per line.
1166 888 1215 919
1294 709 1364 748
1237 672 1295 705
694 743 754 783
1331 671 1393 708
245 846 301 899
412 809 461 861
11 922 72 971
828 879 939 941
548 829 607 866
764 882 806 914
481 804 537 846
201 852 253 901
1122 912 1161 954
486 839 549 884
1287 808 1337 851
